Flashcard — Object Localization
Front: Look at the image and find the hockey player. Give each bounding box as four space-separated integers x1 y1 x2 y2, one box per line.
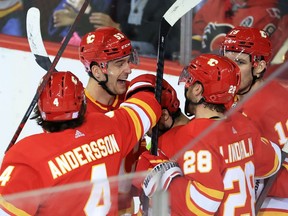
79 26 138 114
221 26 288 214
134 54 282 215
79 26 142 214
126 73 190 141
0 71 161 215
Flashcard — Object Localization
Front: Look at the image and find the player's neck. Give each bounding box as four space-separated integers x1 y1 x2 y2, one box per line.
86 80 115 105
237 79 265 101
174 113 190 127
195 105 225 119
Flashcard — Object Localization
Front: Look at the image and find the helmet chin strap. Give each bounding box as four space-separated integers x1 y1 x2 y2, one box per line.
89 72 116 96
184 88 205 117
237 67 259 96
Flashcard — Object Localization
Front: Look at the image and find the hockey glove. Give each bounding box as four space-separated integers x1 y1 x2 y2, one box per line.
133 151 182 197
133 151 168 190
125 74 155 100
142 161 183 197
126 74 180 112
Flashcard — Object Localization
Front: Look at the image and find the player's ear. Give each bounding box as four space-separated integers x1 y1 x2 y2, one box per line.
91 64 102 79
161 109 170 121
185 83 202 102
253 60 267 78
194 82 204 97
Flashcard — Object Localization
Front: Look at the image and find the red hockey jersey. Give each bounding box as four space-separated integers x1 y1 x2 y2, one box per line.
0 91 161 216
239 79 288 198
159 111 281 215
84 86 127 114
84 81 147 212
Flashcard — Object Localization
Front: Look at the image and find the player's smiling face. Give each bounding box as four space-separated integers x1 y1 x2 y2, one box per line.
224 51 253 94
105 55 132 95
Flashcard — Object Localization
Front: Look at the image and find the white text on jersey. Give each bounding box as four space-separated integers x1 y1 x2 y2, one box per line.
219 138 254 163
48 134 119 179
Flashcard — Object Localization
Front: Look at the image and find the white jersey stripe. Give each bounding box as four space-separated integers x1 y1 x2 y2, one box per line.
120 102 151 134
189 182 221 213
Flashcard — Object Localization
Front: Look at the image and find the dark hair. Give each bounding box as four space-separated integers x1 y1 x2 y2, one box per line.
203 102 226 113
31 102 87 133
171 108 182 120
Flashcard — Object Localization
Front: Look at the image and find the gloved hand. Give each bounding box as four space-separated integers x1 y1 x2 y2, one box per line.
142 161 183 197
125 73 180 113
133 151 183 197
133 151 168 190
125 74 155 100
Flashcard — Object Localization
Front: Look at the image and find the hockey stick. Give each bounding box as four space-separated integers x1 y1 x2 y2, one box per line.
142 1 201 214
151 0 202 155
26 7 54 71
255 141 288 214
5 0 90 153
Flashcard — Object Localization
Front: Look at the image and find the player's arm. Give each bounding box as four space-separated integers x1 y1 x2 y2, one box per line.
106 91 161 156
0 159 40 215
254 136 282 179
168 148 224 215
168 176 223 216
135 147 224 215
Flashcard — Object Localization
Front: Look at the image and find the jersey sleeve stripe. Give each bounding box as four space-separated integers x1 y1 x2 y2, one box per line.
0 195 31 216
257 140 282 179
185 182 215 216
265 141 282 177
121 102 152 133
121 106 143 140
122 97 157 126
193 181 224 200
187 181 222 213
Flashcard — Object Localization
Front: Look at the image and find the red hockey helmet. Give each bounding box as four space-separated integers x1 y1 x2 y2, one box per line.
179 54 241 109
127 74 180 114
221 26 272 65
79 27 139 73
38 71 85 121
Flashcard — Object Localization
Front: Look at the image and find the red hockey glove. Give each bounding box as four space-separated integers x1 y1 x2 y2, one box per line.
126 74 180 113
125 74 155 100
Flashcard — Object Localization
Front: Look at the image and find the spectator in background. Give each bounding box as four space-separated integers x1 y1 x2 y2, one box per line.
48 0 114 45
112 0 180 59
0 0 25 36
48 0 180 60
191 0 283 61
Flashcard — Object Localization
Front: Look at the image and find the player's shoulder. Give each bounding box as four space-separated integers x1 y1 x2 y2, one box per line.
85 112 117 127
228 111 261 134
240 79 288 115
4 132 47 162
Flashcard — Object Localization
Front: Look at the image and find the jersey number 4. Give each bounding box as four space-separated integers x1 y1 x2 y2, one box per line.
84 164 111 215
